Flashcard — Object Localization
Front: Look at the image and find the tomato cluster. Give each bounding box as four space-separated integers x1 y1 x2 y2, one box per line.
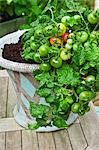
28 22 74 69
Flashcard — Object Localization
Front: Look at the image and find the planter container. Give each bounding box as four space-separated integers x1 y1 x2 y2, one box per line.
0 30 78 132
0 17 27 38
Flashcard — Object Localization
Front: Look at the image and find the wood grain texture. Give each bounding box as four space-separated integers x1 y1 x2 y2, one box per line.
0 133 5 150
79 103 99 147
22 130 38 150
86 146 99 150
0 118 24 133
68 124 87 150
0 77 8 118
7 78 17 117
37 132 55 150
53 130 72 150
6 131 21 150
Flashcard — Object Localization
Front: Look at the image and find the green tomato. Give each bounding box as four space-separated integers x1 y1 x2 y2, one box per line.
79 91 94 101
50 57 62 68
61 16 70 25
88 13 97 24
30 42 37 51
85 75 95 84
76 31 88 43
57 23 66 36
34 28 43 38
68 33 75 39
33 53 41 63
71 103 81 113
39 63 51 72
39 45 49 57
67 39 73 44
90 31 97 40
73 15 81 22
73 43 78 51
65 43 72 50
60 49 71 61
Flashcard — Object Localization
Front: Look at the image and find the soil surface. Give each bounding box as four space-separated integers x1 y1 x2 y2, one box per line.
2 40 34 64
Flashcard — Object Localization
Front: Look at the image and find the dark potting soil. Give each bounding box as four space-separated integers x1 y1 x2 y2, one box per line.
2 40 34 64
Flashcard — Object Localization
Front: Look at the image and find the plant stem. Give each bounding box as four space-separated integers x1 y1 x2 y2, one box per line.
79 11 90 34
93 23 99 31
72 88 79 101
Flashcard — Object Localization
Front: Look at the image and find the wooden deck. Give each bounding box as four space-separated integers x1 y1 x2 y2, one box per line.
0 70 99 150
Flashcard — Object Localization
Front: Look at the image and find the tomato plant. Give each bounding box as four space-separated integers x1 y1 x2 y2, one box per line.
20 4 98 130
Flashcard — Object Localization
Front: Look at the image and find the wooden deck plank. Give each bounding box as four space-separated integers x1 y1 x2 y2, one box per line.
0 73 8 150
7 78 17 117
68 124 87 150
0 133 5 150
37 132 55 150
0 77 8 118
6 131 21 150
0 118 24 133
22 130 38 150
79 103 99 147
53 130 72 150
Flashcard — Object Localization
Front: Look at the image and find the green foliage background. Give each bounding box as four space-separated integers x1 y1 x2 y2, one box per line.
0 0 95 23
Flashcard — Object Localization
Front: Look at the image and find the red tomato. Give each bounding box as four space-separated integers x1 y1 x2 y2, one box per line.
62 33 69 43
49 37 62 47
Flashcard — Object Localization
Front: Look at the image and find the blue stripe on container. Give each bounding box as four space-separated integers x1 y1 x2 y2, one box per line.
21 93 30 109
95 106 99 115
20 74 36 98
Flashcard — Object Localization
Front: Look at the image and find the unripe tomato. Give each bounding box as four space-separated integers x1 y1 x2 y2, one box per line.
76 31 88 43
71 103 81 113
73 15 81 22
85 75 95 84
40 63 51 72
39 45 49 57
67 39 73 44
73 43 78 51
57 23 66 36
34 28 43 38
50 57 62 68
60 49 71 61
33 53 41 63
88 13 97 24
65 43 72 50
61 16 70 25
